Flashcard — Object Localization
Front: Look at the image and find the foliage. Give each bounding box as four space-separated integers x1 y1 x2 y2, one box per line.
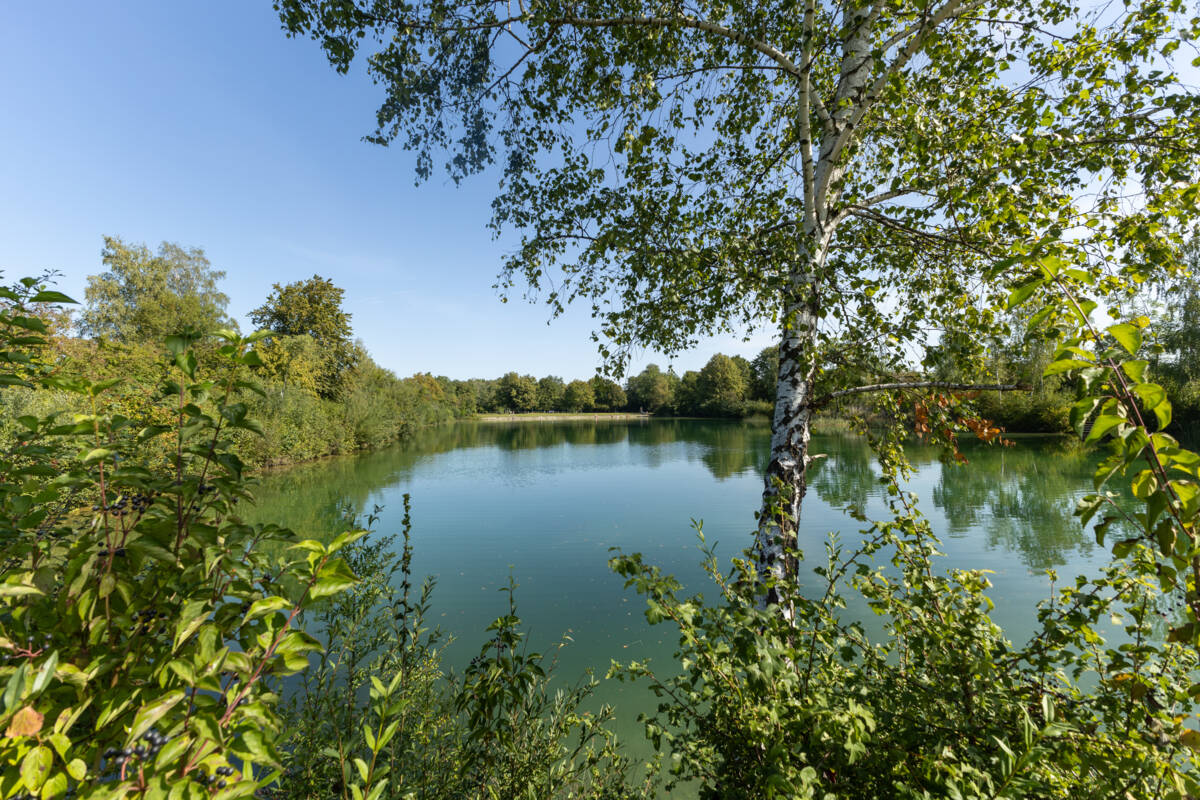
1010 243 1200 699
495 372 539 414
0 278 362 799
625 365 676 414
748 347 778 404
536 376 566 412
255 335 326 398
588 376 627 412
250 276 358 400
6 259 473 471
275 497 653 800
696 355 748 418
562 380 595 413
612 509 1200 797
275 0 1196 375
79 237 231 343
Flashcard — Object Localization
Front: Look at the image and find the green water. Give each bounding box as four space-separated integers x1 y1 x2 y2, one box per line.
247 419 1107 751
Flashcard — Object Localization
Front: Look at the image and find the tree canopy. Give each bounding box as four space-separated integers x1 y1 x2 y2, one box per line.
251 275 359 398
80 236 231 342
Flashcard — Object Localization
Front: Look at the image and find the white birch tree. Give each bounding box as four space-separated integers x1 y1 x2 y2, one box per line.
274 0 1200 601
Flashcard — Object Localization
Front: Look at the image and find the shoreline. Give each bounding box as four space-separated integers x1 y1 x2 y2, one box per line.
474 412 654 422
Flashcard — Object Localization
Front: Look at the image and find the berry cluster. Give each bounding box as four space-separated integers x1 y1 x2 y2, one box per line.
7 632 53 660
101 728 170 776
130 608 169 637
92 493 153 518
191 764 235 790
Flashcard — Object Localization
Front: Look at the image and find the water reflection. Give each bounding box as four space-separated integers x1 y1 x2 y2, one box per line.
248 420 1103 577
930 439 1097 570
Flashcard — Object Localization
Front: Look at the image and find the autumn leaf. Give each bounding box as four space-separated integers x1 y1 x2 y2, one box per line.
6 705 44 737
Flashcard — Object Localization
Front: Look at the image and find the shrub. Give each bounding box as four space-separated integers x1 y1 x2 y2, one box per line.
274 496 652 800
611 473 1200 798
0 279 361 799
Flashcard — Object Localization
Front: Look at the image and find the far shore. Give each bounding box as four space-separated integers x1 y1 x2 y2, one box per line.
474 412 654 422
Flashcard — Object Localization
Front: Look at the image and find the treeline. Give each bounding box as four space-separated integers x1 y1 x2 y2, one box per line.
0 236 473 468
471 349 780 418
934 237 1200 438
1 236 789 477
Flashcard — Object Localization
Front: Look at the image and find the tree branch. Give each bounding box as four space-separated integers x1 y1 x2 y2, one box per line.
811 381 1030 408
552 15 804 78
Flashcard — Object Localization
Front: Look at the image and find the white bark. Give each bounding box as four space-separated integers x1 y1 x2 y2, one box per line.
755 0 880 611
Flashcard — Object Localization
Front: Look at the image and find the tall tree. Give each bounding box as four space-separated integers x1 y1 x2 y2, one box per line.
251 275 358 398
496 371 539 412
749 347 780 402
536 375 567 411
80 236 231 342
562 379 596 412
626 364 675 412
698 354 748 417
278 0 1200 600
589 375 628 411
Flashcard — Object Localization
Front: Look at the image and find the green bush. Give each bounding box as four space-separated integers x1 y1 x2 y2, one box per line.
0 280 362 799
274 496 652 800
611 471 1200 798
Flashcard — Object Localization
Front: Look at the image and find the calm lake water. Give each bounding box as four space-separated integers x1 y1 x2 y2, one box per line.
247 418 1110 750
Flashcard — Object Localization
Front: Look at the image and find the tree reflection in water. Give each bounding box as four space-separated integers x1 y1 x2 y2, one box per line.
247 420 1103 573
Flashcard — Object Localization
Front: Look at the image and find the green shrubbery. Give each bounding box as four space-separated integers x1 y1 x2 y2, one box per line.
6 267 1200 799
0 280 645 800
0 280 360 798
274 496 649 800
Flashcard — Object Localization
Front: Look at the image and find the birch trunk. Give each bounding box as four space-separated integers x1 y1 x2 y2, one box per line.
754 0 881 613
756 269 821 615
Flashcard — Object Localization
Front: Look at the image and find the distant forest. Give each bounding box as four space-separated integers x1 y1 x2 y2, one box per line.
5 234 1197 473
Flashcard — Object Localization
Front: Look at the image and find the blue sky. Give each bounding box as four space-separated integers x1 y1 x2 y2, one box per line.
0 1 770 381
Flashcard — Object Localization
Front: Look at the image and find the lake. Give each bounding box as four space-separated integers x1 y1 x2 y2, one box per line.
247 418 1110 753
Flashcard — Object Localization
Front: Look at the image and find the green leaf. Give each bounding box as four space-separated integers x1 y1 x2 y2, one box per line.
21 745 52 790
1006 281 1043 309
1086 415 1125 443
245 597 290 622
30 290 76 304
1130 470 1157 499
1106 323 1141 355
309 558 358 599
31 651 58 695
1043 358 1093 377
129 690 186 742
82 448 113 464
1121 360 1148 382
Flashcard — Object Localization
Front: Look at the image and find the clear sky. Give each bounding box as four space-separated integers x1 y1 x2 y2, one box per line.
0 1 772 381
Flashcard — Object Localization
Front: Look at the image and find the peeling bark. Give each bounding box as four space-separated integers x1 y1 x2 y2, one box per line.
756 263 822 616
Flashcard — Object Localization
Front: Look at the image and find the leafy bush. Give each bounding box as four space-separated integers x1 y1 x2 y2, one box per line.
274 495 652 800
0 279 361 799
611 459 1200 798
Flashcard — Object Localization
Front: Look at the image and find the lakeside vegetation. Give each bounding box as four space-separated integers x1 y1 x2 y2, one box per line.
2 0 1200 794
3 282 1200 799
9 233 1194 479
